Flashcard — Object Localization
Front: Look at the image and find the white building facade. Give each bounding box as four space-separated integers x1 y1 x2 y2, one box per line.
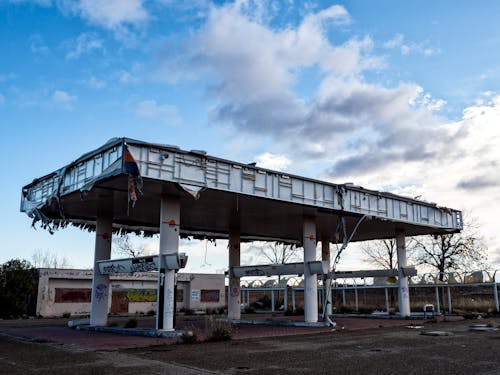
36 268 225 318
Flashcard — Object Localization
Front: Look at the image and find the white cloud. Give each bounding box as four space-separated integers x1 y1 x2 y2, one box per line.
154 2 499 267
29 34 49 54
157 2 386 147
84 76 106 88
155 2 450 174
136 99 181 125
155 2 448 176
383 33 440 56
117 70 138 83
383 33 404 49
65 32 103 59
52 90 77 109
59 0 149 29
0 73 16 83
326 95 500 268
255 152 291 171
116 65 144 83
410 88 447 112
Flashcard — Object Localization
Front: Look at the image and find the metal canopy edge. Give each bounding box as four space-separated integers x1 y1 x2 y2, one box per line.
21 138 463 243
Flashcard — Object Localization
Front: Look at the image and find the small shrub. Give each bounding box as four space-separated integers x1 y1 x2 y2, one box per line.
357 307 375 314
463 312 481 320
243 306 255 314
295 306 304 315
180 329 198 344
62 312 71 318
284 307 304 316
339 305 354 314
214 307 225 315
124 318 138 328
146 310 155 316
205 316 232 342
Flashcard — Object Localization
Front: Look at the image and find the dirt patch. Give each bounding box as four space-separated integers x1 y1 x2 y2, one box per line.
124 318 500 374
1 316 498 374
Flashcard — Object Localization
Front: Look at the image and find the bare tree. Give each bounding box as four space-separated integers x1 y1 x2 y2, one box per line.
362 239 398 270
412 217 488 281
112 235 146 258
244 242 301 308
253 242 301 265
361 239 406 307
31 249 70 269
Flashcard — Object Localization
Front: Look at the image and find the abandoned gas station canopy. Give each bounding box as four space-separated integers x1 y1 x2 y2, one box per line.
21 137 462 243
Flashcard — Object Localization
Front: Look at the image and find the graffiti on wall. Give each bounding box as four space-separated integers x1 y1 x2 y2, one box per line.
130 258 157 272
126 289 157 302
94 283 108 302
102 263 127 274
54 288 184 304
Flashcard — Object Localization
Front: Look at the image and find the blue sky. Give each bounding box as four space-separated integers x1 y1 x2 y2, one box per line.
1 0 500 272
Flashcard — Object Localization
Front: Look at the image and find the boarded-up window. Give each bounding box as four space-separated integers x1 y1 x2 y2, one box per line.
176 289 184 302
55 288 92 303
200 289 220 303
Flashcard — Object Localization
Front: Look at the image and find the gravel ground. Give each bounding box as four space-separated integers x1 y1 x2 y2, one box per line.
0 317 499 374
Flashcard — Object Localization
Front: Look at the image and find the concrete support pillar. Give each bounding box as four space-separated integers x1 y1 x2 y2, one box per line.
284 287 288 310
156 196 180 331
90 213 113 326
493 282 499 312
447 286 452 314
354 284 359 312
396 229 411 317
303 218 318 322
321 238 332 316
228 229 241 320
435 286 441 313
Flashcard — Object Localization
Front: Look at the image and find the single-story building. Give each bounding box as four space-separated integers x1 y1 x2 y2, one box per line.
36 268 225 317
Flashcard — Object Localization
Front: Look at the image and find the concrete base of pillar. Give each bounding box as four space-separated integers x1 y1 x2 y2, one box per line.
90 214 112 326
228 230 241 320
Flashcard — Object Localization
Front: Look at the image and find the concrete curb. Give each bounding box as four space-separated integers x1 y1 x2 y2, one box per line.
229 319 331 327
76 325 183 338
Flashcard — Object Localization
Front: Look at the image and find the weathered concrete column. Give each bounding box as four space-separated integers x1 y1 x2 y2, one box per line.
321 238 332 316
90 212 113 326
303 218 318 322
156 196 180 331
396 229 411 317
228 229 241 320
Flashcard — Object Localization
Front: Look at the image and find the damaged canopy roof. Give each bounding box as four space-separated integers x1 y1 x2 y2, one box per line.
21 137 463 243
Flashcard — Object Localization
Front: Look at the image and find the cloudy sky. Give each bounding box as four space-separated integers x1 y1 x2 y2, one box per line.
1 0 500 272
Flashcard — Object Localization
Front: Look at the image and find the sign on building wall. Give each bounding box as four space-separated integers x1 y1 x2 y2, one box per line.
191 290 200 301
